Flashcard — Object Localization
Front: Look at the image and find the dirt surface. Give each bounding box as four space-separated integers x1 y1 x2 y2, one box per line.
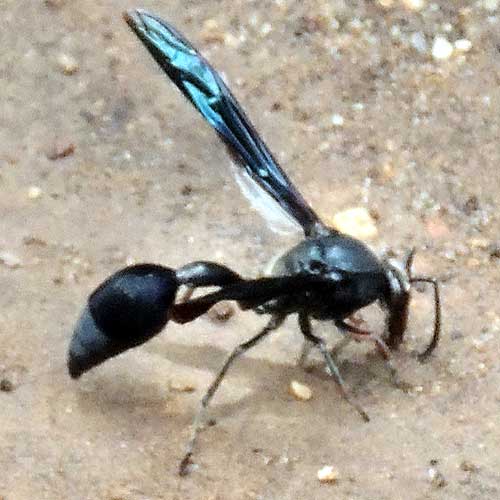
1 1 500 499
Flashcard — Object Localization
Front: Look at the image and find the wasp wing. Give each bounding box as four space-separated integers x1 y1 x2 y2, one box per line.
124 9 326 237
230 162 303 235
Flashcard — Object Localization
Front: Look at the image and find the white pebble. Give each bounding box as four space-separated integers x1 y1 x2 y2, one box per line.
28 186 42 199
289 380 313 401
331 114 344 126
390 25 402 39
454 39 472 52
483 0 498 12
432 36 454 60
403 0 426 11
332 207 378 240
428 467 446 488
441 22 453 33
202 18 218 31
317 465 340 483
410 32 427 53
260 23 272 36
0 251 22 268
57 53 79 75
349 18 363 32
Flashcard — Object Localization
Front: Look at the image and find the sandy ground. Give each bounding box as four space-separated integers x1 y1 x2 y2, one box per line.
1 0 500 499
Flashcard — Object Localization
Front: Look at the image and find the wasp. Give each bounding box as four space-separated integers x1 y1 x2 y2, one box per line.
68 9 441 475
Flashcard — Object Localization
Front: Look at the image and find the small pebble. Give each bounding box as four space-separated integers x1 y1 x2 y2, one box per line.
477 362 488 375
23 235 47 246
207 302 235 323
47 142 75 160
289 380 313 401
431 382 442 395
468 237 489 250
483 0 498 12
331 114 344 127
454 39 472 52
381 162 395 180
317 465 340 483
466 257 480 268
0 378 14 392
332 207 378 240
203 18 218 31
460 460 479 472
170 380 196 392
403 0 426 11
489 243 500 258
57 53 79 75
200 19 225 43
0 251 22 268
224 33 240 48
442 22 453 33
428 467 447 488
463 195 479 214
349 18 363 32
28 186 42 199
390 25 402 39
410 32 427 53
432 36 454 60
260 23 272 37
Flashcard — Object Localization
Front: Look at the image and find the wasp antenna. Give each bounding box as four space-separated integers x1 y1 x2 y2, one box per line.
410 276 441 361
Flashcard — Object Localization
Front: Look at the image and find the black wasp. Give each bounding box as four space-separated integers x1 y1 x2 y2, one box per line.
68 9 441 476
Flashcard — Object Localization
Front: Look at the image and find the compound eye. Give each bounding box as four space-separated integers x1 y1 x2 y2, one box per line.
308 259 326 274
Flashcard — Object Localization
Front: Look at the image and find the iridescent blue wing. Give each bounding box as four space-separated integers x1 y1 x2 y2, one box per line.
124 9 327 237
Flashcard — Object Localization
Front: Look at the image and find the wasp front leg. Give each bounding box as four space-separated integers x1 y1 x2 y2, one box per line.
335 319 404 388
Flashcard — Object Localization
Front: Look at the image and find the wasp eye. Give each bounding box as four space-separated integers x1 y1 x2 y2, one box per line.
309 260 326 273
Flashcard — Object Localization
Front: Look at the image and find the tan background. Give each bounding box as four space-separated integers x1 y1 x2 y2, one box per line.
1 0 499 498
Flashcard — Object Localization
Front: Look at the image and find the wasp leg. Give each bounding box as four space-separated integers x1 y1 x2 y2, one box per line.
298 334 352 370
298 313 369 423
179 314 286 476
176 261 242 288
175 261 243 304
297 339 314 370
335 319 405 389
